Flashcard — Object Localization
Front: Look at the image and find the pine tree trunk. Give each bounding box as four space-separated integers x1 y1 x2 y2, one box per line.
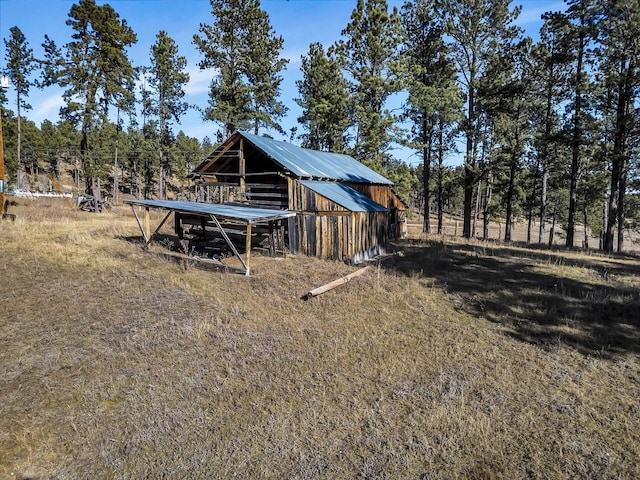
436 123 445 235
567 24 587 248
539 168 548 244
463 80 476 239
527 160 540 244
617 167 627 253
472 179 482 238
504 158 517 243
605 56 632 253
583 203 589 249
17 93 22 170
112 111 120 205
423 117 432 234
483 171 492 240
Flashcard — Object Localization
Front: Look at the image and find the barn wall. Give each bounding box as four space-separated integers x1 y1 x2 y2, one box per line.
345 184 402 209
287 179 389 262
287 211 388 262
288 178 350 213
347 183 407 240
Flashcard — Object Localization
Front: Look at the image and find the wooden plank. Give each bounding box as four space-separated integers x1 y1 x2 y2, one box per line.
199 139 236 172
242 199 288 207
239 192 287 198
209 214 249 274
301 266 370 301
145 210 173 246
144 207 150 244
130 205 148 244
239 137 246 193
245 223 252 276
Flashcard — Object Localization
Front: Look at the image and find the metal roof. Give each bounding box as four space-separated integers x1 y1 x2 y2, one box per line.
124 199 297 224
299 181 387 212
239 132 393 185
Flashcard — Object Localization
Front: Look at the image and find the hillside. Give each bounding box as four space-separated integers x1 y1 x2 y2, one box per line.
1 199 639 479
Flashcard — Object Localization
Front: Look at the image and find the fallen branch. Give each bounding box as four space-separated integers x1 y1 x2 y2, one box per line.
301 266 371 301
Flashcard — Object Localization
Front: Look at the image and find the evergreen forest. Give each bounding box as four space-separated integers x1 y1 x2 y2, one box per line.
2 0 640 253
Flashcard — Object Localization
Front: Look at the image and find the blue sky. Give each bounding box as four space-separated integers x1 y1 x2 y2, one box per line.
1 0 565 165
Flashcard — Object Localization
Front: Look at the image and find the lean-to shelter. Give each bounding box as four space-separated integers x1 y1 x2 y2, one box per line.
190 131 407 263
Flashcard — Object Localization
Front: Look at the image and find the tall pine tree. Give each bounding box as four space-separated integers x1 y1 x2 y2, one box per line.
438 0 521 238
399 0 461 233
295 42 350 152
194 0 288 137
334 0 402 171
529 12 572 244
149 30 190 200
4 26 37 172
561 0 600 247
600 0 640 252
41 0 137 195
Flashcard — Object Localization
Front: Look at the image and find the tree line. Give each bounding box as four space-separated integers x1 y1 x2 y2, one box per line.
2 0 640 252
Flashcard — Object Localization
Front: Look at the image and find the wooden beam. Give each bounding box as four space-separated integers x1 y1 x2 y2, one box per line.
145 210 173 247
144 207 150 244
239 137 246 193
130 205 148 244
198 136 237 172
208 214 249 274
301 266 370 300
245 222 252 276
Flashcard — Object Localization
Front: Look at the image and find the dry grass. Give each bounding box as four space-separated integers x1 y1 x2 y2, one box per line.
1 199 639 479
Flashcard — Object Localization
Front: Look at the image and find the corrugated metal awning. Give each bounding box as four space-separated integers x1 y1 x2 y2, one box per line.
124 199 296 224
299 181 388 212
124 199 296 276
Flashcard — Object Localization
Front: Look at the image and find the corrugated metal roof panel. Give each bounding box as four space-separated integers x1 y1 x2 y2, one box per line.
240 132 393 185
124 199 296 223
299 180 388 212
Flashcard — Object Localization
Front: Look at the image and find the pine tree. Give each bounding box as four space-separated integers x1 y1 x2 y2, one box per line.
399 0 461 233
334 0 402 170
41 0 137 195
438 0 521 238
295 42 350 152
148 30 190 200
194 0 288 137
561 0 600 247
244 3 288 135
600 0 640 253
4 26 37 172
482 39 533 242
529 12 572 245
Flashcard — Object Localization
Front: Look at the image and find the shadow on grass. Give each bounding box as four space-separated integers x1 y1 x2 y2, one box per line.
385 239 640 358
118 234 243 275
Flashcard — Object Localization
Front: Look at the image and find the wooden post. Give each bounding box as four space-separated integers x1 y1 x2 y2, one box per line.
239 138 246 194
301 266 371 300
144 207 150 243
245 223 252 276
0 77 7 218
268 220 275 257
0 104 4 217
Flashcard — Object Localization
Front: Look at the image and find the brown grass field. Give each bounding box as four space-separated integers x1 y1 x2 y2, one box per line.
1 199 639 479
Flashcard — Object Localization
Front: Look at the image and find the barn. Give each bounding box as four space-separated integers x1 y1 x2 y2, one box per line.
190 131 406 263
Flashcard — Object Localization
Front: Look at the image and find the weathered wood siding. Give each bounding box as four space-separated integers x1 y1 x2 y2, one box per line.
346 183 407 240
287 179 388 261
345 184 403 209
288 211 388 261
